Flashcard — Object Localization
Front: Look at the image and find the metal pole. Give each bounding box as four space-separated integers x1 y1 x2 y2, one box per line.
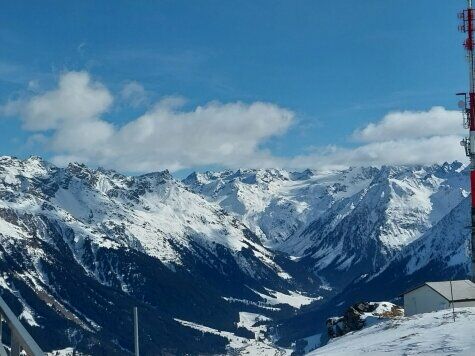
450 280 456 322
134 307 139 356
469 0 475 284
460 0 475 282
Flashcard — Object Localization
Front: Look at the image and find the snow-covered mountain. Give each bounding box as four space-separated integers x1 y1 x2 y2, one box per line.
183 168 339 249
0 156 300 285
184 163 469 286
326 194 471 310
0 156 321 354
0 156 472 354
274 165 472 350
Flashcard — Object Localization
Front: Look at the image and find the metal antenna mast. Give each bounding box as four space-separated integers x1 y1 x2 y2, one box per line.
459 0 475 281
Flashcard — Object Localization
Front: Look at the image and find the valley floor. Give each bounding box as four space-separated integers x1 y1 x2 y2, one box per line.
176 313 292 355
310 307 475 355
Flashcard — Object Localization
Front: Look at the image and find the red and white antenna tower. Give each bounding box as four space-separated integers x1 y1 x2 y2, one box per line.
459 0 475 281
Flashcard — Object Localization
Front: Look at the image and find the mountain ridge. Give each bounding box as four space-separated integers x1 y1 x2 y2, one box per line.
0 156 471 354
0 156 321 354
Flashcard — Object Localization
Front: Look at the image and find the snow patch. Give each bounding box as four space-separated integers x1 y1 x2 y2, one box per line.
175 318 292 355
252 288 321 308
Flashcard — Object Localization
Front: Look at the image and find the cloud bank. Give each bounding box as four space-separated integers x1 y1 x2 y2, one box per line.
289 135 464 170
352 106 464 142
3 71 293 172
288 106 466 170
1 71 467 172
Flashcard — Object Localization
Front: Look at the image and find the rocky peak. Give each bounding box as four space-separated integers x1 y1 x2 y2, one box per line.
138 169 173 183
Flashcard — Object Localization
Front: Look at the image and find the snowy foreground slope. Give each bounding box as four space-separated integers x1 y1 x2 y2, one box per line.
310 308 475 355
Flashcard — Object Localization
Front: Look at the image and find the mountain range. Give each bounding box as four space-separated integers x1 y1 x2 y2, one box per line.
0 156 471 354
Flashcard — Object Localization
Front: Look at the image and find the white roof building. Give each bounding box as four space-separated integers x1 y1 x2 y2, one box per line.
403 280 475 316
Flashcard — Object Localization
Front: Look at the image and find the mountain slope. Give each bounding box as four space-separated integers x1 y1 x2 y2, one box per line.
310 308 475 355
184 163 469 288
183 168 377 250
0 156 320 354
327 194 471 309
275 176 471 349
0 157 472 354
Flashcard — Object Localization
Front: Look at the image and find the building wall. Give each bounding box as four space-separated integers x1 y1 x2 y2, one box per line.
404 285 449 316
453 300 475 308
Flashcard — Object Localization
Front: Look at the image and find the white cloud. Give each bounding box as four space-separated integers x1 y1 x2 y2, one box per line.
2 71 468 172
289 135 465 170
51 100 293 172
289 107 467 169
352 106 464 142
98 99 293 171
17 71 113 131
3 71 293 172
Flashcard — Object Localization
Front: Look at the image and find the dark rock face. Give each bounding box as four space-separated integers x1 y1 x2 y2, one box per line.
327 302 403 339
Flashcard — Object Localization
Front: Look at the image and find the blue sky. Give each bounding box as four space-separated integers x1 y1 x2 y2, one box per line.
0 0 469 176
